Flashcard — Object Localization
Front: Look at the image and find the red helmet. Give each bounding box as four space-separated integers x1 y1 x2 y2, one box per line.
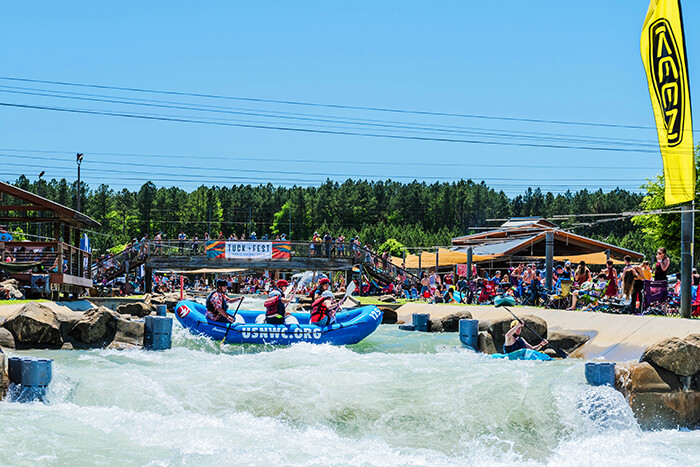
318 278 331 285
276 279 289 287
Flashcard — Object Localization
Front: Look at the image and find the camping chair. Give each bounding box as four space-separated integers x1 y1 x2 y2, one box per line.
641 280 668 314
578 280 607 310
546 279 573 309
691 285 700 317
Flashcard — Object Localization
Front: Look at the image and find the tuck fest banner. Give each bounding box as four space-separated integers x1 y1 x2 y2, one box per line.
641 0 695 205
205 241 291 260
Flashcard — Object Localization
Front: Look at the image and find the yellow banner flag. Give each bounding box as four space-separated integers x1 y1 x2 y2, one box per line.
641 0 695 205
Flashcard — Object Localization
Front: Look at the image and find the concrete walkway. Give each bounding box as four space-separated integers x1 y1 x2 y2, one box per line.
396 303 700 362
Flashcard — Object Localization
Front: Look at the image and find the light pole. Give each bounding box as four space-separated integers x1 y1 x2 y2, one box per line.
76 153 84 212
38 171 45 238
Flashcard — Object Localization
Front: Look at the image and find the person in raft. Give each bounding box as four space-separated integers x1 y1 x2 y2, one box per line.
265 279 293 324
310 290 338 326
503 320 548 354
205 279 243 323
310 277 332 301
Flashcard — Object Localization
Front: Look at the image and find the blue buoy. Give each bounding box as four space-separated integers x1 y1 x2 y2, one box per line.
156 304 167 316
6 356 53 402
459 319 479 351
412 313 430 332
144 315 173 350
585 362 616 386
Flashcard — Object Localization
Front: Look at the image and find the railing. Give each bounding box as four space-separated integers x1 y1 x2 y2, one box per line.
1 241 91 280
91 239 420 286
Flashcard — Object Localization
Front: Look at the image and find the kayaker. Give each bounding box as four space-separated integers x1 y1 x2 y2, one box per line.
205 279 243 323
310 290 337 326
265 279 293 324
503 320 548 353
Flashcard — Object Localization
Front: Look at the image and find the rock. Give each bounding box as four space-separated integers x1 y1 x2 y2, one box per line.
430 310 473 333
0 327 16 349
111 317 144 347
615 362 678 394
0 350 6 399
3 302 63 348
487 315 547 354
640 334 700 376
478 331 496 354
378 294 396 303
69 307 118 344
378 307 397 324
627 392 700 430
546 330 589 355
0 278 24 299
116 302 153 318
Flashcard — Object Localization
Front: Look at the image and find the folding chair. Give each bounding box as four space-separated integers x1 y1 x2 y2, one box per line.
641 280 668 314
546 279 573 309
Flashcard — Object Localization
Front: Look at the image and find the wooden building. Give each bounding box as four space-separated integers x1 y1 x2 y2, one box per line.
451 217 644 269
0 181 100 298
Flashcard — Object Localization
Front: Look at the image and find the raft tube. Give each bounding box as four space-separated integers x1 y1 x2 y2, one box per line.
491 348 552 361
174 300 383 345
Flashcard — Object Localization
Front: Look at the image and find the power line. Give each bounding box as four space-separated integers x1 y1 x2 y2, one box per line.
0 101 666 154
0 75 676 131
0 84 662 148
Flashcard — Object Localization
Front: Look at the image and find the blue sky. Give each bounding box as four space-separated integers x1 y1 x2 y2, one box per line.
0 1 698 196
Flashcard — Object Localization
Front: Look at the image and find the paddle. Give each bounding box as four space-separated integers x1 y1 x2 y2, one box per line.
332 281 357 311
221 296 244 345
495 301 569 359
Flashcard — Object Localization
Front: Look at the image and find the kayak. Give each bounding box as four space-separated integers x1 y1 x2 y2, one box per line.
491 349 552 361
174 300 383 345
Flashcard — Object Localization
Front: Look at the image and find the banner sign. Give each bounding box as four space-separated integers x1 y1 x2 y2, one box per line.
641 0 695 205
456 264 470 277
206 241 291 260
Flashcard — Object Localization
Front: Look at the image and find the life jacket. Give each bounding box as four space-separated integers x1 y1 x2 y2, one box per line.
264 294 285 319
206 290 228 314
308 287 322 300
310 296 330 323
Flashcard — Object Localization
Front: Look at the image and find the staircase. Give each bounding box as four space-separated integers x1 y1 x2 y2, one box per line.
92 245 148 284
357 247 420 287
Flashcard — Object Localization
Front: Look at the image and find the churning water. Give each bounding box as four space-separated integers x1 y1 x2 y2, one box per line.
1 299 698 465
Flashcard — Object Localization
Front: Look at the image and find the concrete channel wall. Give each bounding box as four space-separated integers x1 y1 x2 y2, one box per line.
396 303 700 362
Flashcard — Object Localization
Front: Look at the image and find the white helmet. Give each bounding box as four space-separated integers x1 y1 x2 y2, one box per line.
321 290 334 299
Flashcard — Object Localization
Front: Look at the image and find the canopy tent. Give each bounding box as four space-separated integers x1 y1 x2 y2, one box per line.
392 248 499 269
154 267 248 274
549 252 625 266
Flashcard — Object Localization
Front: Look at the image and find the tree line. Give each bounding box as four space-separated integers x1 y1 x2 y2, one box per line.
5 174 668 260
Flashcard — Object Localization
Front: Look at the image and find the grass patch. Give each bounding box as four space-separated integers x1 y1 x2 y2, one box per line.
0 299 50 305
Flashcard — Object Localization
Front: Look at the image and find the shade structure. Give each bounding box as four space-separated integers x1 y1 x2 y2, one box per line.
392 248 498 269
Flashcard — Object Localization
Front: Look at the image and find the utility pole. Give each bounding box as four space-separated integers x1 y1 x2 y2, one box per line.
248 206 252 237
38 171 45 238
680 202 694 319
76 153 84 212
288 201 292 240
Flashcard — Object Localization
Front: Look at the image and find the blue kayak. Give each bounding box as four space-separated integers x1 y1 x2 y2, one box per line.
491 349 553 361
174 300 383 345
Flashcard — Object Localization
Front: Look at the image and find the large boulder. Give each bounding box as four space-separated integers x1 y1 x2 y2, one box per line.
478 331 497 354
116 301 153 318
3 302 63 348
546 330 589 355
378 294 396 303
616 362 679 394
378 307 397 324
0 327 16 349
110 317 144 348
487 314 547 353
430 310 473 333
640 334 700 377
69 307 118 344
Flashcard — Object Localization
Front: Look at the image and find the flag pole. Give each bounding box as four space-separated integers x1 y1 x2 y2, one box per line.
680 201 694 318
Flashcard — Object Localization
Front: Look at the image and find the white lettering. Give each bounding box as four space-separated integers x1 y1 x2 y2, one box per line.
312 328 322 339
294 328 303 339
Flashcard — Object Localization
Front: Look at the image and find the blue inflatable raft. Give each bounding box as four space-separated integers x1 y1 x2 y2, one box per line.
174 300 383 346
491 349 552 361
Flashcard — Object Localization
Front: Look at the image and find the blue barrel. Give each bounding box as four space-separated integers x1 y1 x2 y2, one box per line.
17 357 53 402
144 316 173 350
459 319 479 351
412 313 430 332
156 304 167 316
585 362 616 386
8 356 22 384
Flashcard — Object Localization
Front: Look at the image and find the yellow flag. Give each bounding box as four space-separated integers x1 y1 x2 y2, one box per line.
641 0 694 205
